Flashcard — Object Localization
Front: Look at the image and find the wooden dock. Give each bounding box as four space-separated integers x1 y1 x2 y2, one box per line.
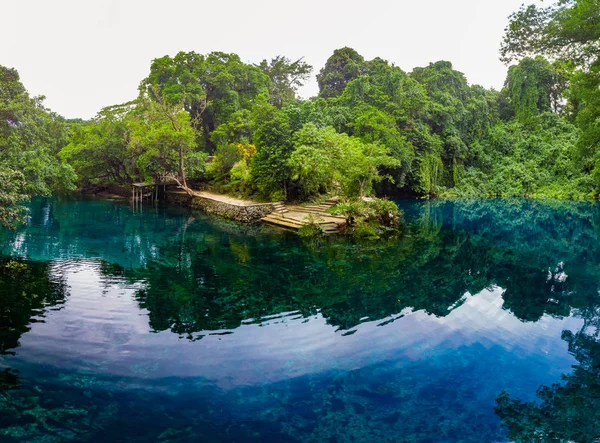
261 198 346 234
131 180 176 202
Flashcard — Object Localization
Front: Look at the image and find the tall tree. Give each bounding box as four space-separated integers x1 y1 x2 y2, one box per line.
141 51 270 153
62 98 202 192
249 104 294 200
0 65 75 228
503 56 565 124
501 0 600 186
0 169 28 228
500 0 600 66
60 102 136 188
259 56 312 108
317 47 365 98
140 87 197 189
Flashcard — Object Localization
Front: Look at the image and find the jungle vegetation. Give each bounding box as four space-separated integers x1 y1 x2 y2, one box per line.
1 0 600 228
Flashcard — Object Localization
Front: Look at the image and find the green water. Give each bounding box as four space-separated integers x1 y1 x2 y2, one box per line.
1 196 599 442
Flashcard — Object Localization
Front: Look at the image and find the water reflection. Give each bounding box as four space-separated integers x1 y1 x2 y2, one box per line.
496 311 600 441
1 197 600 441
0 259 581 442
0 257 68 356
119 198 600 334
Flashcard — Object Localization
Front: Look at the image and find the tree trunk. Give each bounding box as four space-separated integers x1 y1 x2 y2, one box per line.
179 144 187 188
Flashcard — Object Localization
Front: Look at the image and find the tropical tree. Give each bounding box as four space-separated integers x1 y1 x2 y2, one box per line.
141 51 270 152
0 65 75 227
60 102 136 188
288 123 400 200
504 56 565 124
0 169 28 228
500 0 600 66
317 47 365 98
501 0 600 188
259 56 312 108
249 104 294 200
138 88 199 189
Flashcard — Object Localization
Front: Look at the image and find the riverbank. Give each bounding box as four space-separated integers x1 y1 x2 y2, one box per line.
164 189 280 223
84 186 403 238
163 190 348 234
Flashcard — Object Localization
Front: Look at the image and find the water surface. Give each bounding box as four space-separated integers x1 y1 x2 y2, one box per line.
1 197 599 442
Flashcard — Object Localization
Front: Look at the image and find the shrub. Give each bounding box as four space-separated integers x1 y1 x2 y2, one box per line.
329 198 401 239
298 217 326 238
208 143 242 181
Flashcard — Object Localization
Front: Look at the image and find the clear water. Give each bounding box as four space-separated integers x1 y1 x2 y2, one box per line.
1 196 599 442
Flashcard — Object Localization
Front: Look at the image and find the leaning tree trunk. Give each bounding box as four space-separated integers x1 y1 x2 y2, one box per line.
179 144 188 189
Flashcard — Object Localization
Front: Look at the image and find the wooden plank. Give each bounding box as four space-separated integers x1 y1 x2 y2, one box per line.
262 215 305 224
267 218 306 227
261 218 302 230
261 199 345 234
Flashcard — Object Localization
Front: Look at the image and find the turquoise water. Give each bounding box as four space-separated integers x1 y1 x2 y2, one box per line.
1 197 599 442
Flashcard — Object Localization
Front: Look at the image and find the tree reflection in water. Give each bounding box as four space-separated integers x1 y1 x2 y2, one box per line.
124 198 600 336
2 197 600 441
496 317 600 442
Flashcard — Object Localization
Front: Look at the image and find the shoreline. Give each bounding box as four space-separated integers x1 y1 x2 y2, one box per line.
163 189 281 223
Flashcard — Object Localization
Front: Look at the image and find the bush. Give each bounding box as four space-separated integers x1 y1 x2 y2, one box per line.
329 198 402 239
208 143 242 181
297 215 326 238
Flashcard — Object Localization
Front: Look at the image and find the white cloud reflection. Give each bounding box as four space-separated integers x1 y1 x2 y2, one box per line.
12 260 581 390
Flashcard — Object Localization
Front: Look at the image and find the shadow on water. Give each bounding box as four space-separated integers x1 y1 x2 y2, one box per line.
0 196 600 441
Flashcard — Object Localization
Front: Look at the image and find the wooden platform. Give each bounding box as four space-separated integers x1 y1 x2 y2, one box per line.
193 191 274 207
261 198 346 234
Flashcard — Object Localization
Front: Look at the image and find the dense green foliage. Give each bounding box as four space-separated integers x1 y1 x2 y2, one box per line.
502 0 600 189
0 66 75 228
56 21 597 202
2 0 600 227
329 198 401 239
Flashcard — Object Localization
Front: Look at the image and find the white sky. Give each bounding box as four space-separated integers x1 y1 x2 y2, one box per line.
2 0 536 120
